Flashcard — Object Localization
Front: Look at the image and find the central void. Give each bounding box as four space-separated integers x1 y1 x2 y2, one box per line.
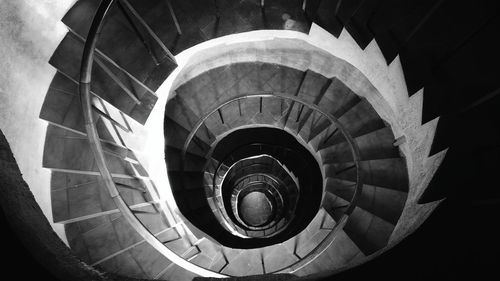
164 122 324 248
239 191 275 227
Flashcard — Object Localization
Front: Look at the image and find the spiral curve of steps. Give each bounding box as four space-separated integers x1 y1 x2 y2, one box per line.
38 0 444 280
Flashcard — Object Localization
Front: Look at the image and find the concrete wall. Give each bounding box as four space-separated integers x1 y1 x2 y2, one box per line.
0 0 76 243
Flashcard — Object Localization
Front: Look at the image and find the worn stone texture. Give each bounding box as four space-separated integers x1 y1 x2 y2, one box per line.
0 0 448 276
0 130 125 281
166 27 446 273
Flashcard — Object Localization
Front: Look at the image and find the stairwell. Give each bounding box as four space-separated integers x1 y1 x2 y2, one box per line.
12 0 500 280
34 0 435 277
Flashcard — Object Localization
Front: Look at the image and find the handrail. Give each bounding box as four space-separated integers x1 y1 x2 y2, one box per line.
182 93 363 273
232 179 281 230
79 0 225 278
230 167 288 232
231 173 284 232
213 143 302 199
214 142 307 184
212 150 299 236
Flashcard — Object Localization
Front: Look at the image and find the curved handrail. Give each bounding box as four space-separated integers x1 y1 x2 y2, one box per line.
213 143 302 202
212 149 300 236
182 93 363 273
79 0 225 278
230 169 288 232
213 142 306 187
232 179 281 230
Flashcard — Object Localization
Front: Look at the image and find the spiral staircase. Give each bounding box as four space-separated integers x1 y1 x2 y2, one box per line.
34 0 455 280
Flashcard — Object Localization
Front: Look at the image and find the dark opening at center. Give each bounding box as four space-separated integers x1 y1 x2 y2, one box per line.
239 190 275 227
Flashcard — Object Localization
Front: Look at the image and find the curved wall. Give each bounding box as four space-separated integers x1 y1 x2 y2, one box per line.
0 0 76 244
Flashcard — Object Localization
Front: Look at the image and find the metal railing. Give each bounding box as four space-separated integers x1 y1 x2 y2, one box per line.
79 0 225 278
81 0 362 276
209 144 302 238
223 156 296 236
182 93 363 273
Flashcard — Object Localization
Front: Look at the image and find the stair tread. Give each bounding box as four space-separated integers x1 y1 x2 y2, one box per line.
320 126 400 163
342 0 377 49
323 192 395 255
315 0 344 37
43 125 148 177
325 158 409 192
62 0 175 90
65 208 175 268
320 99 385 148
165 146 207 172
292 209 336 258
164 117 210 157
325 177 407 224
261 243 299 273
296 70 331 104
221 248 263 276
40 72 148 151
295 229 364 276
51 171 154 223
165 96 214 144
49 32 158 124
318 77 362 118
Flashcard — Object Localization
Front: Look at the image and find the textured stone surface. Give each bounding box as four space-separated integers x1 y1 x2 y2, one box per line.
0 130 119 281
0 0 454 278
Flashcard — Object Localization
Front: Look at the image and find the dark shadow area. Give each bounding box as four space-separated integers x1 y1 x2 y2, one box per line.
174 127 323 249
315 197 500 281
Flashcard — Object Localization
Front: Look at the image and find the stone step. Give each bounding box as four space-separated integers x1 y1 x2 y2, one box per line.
298 80 361 146
149 238 200 280
323 193 395 255
295 70 332 106
194 238 222 263
325 158 409 192
313 0 344 37
125 0 204 55
174 63 270 118
165 146 207 172
167 170 209 191
64 205 179 278
49 32 159 124
325 178 408 225
221 248 263 276
173 188 211 213
62 0 176 91
40 71 148 151
261 241 299 273
164 116 210 158
300 113 334 148
283 102 309 134
295 209 336 258
295 229 364 276
174 63 304 119
43 124 147 177
318 77 362 119
165 95 215 144
204 97 286 137
51 171 155 224
342 0 377 49
319 98 386 148
204 158 220 175
320 126 400 163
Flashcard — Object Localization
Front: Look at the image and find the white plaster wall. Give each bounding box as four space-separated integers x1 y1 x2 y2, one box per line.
0 0 76 244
